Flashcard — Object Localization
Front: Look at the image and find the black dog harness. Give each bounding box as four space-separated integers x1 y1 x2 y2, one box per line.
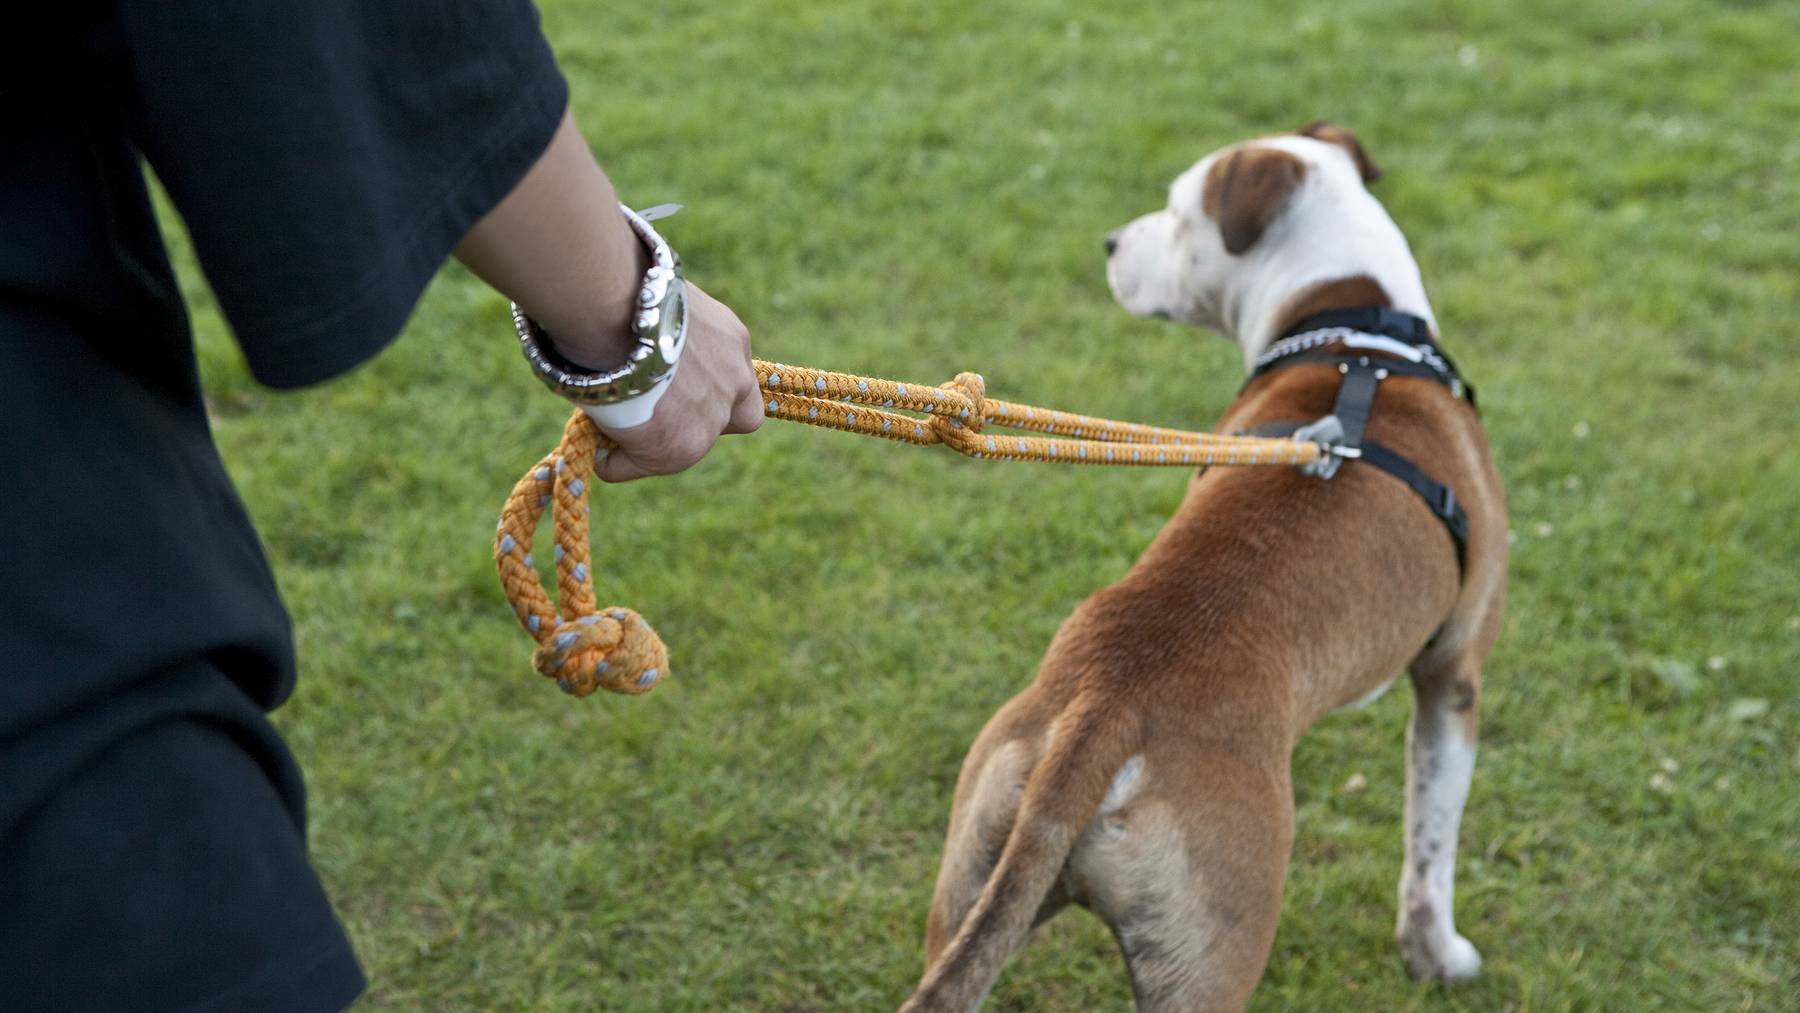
1240 306 1477 574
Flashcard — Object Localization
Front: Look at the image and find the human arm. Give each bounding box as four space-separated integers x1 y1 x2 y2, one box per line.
454 109 763 482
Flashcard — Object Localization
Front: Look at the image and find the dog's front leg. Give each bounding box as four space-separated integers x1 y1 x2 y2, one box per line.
1395 656 1484 982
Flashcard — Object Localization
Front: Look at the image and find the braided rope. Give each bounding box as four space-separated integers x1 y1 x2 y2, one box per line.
496 358 1322 697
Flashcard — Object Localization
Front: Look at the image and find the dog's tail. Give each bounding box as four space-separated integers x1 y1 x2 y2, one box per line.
901 696 1142 1012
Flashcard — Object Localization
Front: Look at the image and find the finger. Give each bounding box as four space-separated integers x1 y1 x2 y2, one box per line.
594 447 654 484
725 387 767 435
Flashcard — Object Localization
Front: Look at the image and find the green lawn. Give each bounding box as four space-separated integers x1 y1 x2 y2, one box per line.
168 0 1796 1008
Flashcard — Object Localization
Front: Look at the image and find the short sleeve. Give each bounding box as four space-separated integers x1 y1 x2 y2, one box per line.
115 1 570 388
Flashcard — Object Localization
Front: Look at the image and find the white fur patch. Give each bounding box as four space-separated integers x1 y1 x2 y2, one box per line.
1338 677 1397 712
1100 754 1145 814
1397 721 1482 981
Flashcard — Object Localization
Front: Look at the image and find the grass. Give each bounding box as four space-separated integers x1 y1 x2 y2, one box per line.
163 0 1796 1008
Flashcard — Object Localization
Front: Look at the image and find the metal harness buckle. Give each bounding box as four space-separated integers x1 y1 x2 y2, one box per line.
1291 415 1350 480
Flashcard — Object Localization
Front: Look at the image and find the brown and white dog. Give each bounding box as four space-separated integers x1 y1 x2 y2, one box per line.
903 124 1507 1011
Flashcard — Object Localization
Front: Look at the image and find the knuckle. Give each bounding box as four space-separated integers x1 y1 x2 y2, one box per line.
683 433 718 462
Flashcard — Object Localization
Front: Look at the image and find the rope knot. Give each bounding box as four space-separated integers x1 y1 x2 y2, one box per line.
532 608 668 697
928 371 990 453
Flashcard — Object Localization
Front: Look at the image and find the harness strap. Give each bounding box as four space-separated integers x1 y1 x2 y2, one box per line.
1241 420 1469 575
1232 307 1478 578
1331 365 1381 449
1253 353 1460 390
1357 439 1469 572
1285 305 1436 345
1255 308 1478 410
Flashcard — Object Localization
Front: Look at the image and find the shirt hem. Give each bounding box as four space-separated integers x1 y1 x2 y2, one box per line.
241 65 570 390
186 934 367 1013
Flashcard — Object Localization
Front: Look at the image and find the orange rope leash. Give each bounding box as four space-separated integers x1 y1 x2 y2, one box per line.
495 359 1322 697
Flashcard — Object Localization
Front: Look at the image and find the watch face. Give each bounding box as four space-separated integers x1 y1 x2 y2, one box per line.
658 280 688 362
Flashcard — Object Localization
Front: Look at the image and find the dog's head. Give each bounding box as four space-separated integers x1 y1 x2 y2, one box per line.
1106 122 1423 358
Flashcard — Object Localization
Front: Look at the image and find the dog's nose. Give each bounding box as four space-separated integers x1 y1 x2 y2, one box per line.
1104 232 1120 256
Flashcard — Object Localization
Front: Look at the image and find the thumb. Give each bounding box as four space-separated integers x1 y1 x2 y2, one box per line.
593 443 654 483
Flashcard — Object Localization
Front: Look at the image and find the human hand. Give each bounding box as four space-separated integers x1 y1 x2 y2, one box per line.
580 282 763 482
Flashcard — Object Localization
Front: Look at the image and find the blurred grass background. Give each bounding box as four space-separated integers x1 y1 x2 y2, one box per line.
163 0 1796 1007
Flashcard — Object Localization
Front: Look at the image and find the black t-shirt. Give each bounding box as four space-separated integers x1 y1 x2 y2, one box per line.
1 4 567 1008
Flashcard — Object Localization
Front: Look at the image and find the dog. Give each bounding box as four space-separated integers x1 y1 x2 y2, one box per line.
903 123 1507 1012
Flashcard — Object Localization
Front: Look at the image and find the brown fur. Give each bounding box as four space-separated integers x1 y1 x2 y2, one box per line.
908 225 1506 1008
1202 149 1308 255
1300 120 1383 183
1278 275 1393 329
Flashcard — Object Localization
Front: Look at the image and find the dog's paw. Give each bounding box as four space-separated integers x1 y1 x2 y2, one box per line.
1397 922 1482 983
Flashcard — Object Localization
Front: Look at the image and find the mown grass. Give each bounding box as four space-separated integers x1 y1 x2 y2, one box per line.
166 0 1796 1008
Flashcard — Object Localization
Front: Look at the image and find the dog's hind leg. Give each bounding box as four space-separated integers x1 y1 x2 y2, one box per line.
924 735 1040 966
907 700 1141 1012
1394 646 1485 982
924 692 1074 969
1077 749 1295 1013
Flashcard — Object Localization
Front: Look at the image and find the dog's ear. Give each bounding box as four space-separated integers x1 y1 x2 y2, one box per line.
1300 120 1382 184
1202 148 1308 255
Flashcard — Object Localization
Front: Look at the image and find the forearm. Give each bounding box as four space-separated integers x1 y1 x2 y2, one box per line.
454 108 647 370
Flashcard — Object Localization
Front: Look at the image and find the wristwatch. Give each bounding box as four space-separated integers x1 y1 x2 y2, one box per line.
513 203 688 428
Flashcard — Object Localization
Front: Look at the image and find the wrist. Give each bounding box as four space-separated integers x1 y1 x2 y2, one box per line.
543 227 653 370
514 203 690 412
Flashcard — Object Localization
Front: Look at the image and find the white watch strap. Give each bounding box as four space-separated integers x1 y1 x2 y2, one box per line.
580 362 678 430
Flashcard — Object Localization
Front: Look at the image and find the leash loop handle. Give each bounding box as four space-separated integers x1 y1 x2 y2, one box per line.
495 410 668 697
